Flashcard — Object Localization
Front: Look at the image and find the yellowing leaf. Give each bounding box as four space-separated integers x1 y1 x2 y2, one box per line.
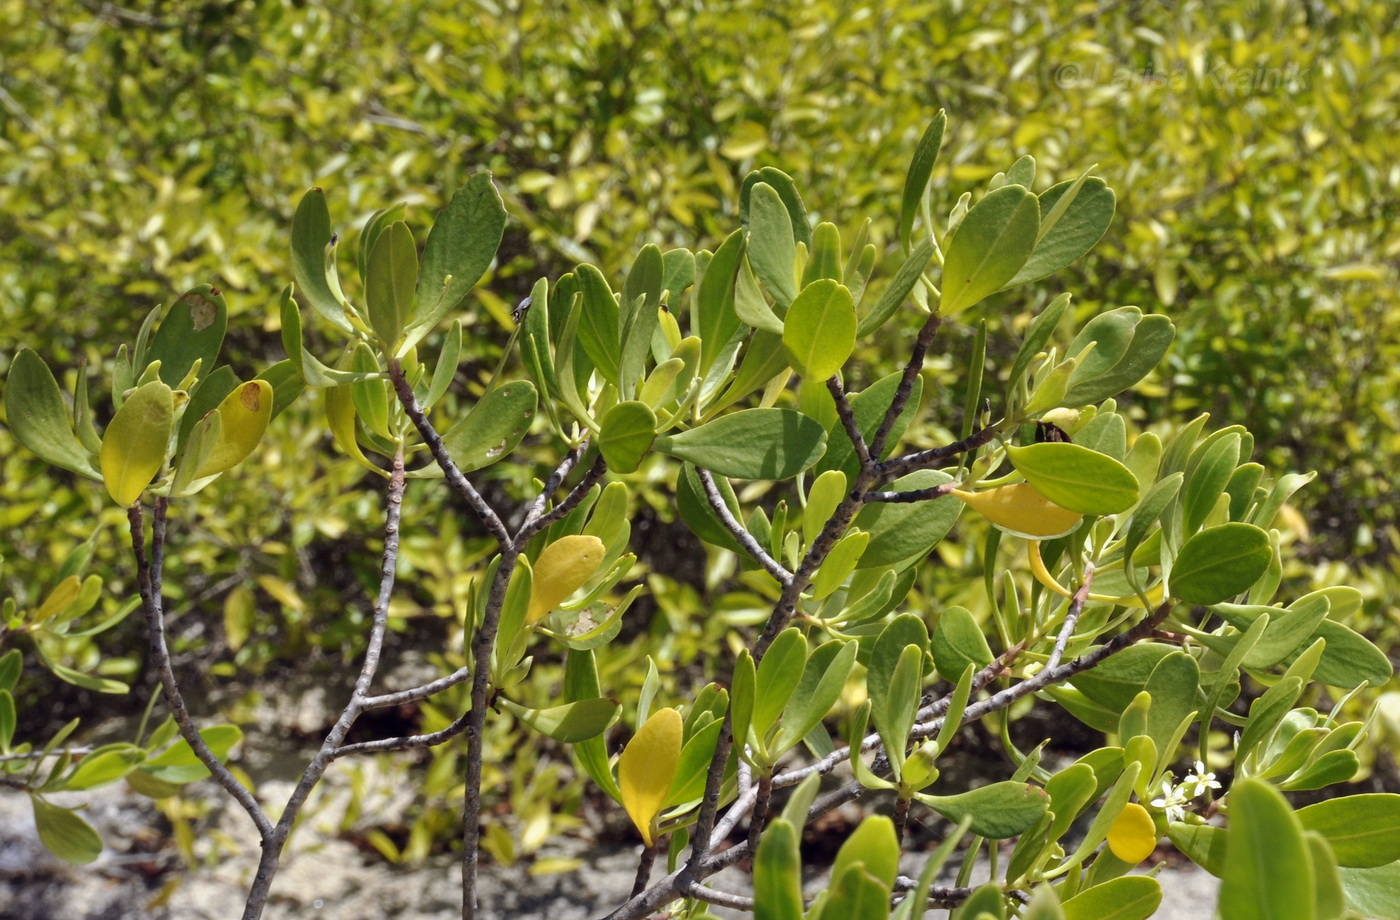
618 707 682 845
953 483 1083 538
197 380 273 477
100 380 174 505
1107 802 1157 864
527 535 606 624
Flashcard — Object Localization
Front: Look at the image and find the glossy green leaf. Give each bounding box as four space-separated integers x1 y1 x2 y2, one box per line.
899 111 947 250
30 796 103 865
100 379 173 505
1061 876 1161 920
853 469 960 569
574 263 621 385
782 279 855 380
940 185 1039 314
654 408 826 480
1006 442 1139 515
1167 822 1229 877
290 187 351 332
752 628 807 743
1297 795 1400 868
564 650 622 802
1218 778 1314 920
930 605 993 683
754 819 803 920
146 284 228 388
1062 313 1175 407
619 244 664 396
499 697 619 743
868 614 928 767
143 724 243 783
1007 177 1116 287
856 238 935 336
1338 861 1400 920
803 221 843 285
408 172 506 349
1211 602 1391 688
1007 292 1072 393
734 253 785 334
772 639 858 755
696 230 746 376
1143 652 1199 763
598 400 656 474
1182 433 1241 534
675 463 745 552
747 182 798 308
5 349 100 478
365 220 417 350
832 814 900 889
1169 523 1271 604
1069 643 1178 719
441 380 537 473
919 781 1049 839
741 167 812 248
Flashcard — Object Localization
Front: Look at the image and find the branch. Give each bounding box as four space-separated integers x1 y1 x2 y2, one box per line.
696 468 792 586
243 451 407 920
360 665 471 711
828 376 871 468
523 453 607 538
388 360 510 544
868 312 942 461
333 709 469 759
129 501 271 838
877 423 1000 481
863 482 958 504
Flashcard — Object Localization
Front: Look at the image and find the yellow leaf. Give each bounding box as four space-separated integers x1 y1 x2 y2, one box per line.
527 534 606 624
953 483 1083 538
100 380 174 505
197 380 273 477
1107 802 1157 864
618 708 682 845
34 575 81 623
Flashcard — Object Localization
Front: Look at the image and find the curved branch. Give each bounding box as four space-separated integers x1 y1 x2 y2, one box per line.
696 467 793 586
878 423 1000 481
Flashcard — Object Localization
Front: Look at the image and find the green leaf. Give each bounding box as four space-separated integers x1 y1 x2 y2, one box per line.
1006 177 1116 287
0 649 21 694
50 744 143 791
574 264 622 385
144 724 243 783
734 253 786 334
1218 778 1315 920
1068 643 1178 719
696 230 746 377
804 221 843 285
821 864 893 920
675 463 745 552
747 182 798 308
868 614 929 761
1006 443 1139 515
100 379 174 505
1061 876 1161 920
782 280 856 380
290 187 351 332
5 349 101 478
1167 821 1229 876
899 111 947 251
564 650 623 802
752 628 807 745
832 814 900 889
1338 862 1400 919
146 285 228 388
30 796 103 865
654 408 826 480
499 697 620 743
366 220 417 350
1169 523 1271 605
1182 433 1242 535
408 172 506 349
853 469 960 569
441 380 537 473
754 819 803 920
1007 292 1072 394
772 639 858 755
940 185 1040 315
857 238 936 337
1062 313 1175 407
919 781 1049 838
598 401 656 474
741 167 812 247
1297 795 1400 868
0 690 15 750
619 244 665 396
1142 652 1199 764
663 713 724 807
929 602 996 680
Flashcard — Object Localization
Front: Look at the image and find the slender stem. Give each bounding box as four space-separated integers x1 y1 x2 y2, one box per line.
523 453 607 539
864 483 958 504
629 841 659 899
892 794 912 844
389 360 510 544
827 376 871 467
868 313 941 462
696 468 792 585
686 885 754 911
129 501 271 838
361 665 472 710
334 709 470 759
746 771 773 862
878 423 1000 481
243 451 407 920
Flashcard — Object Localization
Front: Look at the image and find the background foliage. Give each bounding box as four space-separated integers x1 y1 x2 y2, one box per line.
2 0 1398 878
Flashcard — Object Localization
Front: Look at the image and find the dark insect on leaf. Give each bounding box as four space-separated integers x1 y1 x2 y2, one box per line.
512 296 533 324
1035 421 1071 444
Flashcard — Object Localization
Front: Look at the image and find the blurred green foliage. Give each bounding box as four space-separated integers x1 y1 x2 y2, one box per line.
2 0 1397 870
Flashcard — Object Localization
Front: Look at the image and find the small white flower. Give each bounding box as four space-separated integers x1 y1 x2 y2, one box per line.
1183 760 1220 798
1151 777 1190 822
